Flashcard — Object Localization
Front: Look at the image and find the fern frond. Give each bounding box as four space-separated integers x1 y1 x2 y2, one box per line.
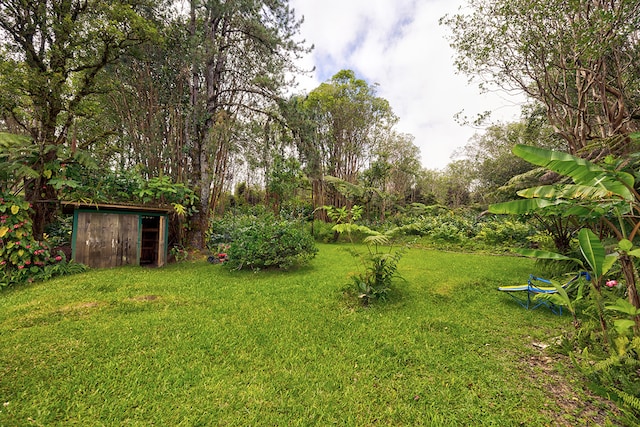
616 389 640 412
363 234 390 246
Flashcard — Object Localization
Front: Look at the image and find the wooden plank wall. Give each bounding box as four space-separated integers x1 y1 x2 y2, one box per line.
74 212 139 268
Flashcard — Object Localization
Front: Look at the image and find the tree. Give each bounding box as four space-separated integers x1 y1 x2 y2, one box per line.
441 160 473 208
457 111 566 203
184 0 308 248
0 0 160 237
442 0 640 156
362 132 422 219
292 70 397 214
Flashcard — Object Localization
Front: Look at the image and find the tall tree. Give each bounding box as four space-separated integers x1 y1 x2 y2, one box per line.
457 110 566 203
294 70 397 212
0 0 160 236
185 0 308 248
362 132 422 219
442 0 640 156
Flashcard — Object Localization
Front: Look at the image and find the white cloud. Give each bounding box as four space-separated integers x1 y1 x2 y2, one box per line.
288 0 526 170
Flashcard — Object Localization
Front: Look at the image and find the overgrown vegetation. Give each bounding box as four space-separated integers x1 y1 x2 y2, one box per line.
0 193 87 287
208 208 317 271
490 143 640 421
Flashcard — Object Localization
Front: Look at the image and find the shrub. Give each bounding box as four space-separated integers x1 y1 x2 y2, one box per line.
0 193 87 287
350 245 407 306
208 209 317 271
309 219 336 243
475 217 535 246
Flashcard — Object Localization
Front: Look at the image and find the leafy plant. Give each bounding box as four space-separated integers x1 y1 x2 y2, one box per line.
490 143 640 326
0 193 86 287
330 210 408 306
349 245 407 306
209 209 317 271
489 142 640 419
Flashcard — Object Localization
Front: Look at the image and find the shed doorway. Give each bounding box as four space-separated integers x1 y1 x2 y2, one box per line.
141 215 161 266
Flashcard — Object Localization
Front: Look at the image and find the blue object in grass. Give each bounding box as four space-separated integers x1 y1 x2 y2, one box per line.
498 272 591 315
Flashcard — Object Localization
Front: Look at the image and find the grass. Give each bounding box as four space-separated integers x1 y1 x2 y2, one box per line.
0 244 618 426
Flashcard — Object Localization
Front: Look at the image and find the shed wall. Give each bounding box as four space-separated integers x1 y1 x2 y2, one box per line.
74 212 139 268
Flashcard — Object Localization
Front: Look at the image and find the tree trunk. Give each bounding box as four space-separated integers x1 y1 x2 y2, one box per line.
619 254 640 331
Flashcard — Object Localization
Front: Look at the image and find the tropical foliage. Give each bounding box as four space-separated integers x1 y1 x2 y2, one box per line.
0 193 86 287
208 208 317 271
489 141 640 418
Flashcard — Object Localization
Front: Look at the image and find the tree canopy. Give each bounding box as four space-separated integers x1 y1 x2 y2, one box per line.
442 0 640 156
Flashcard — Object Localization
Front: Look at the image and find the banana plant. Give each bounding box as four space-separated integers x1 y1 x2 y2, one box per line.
489 141 640 330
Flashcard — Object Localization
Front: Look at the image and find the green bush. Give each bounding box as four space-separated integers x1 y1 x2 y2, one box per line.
309 219 336 243
0 193 87 287
208 209 317 271
401 212 476 243
475 218 535 246
350 246 407 306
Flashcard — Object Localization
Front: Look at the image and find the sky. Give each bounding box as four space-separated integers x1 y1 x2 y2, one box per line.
286 0 526 170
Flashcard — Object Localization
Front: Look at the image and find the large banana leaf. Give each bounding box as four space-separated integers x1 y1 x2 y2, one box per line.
513 145 634 190
513 248 583 266
578 228 604 277
488 198 565 214
513 145 604 183
517 184 617 200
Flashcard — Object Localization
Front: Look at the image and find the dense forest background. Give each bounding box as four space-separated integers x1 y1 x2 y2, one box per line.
0 0 638 250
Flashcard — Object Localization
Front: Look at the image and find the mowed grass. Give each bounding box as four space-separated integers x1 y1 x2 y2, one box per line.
0 244 615 426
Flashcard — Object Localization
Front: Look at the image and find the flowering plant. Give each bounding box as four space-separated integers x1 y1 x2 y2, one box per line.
605 279 618 288
0 193 67 286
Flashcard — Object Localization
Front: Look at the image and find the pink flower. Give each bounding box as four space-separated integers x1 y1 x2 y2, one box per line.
55 255 62 262
18 265 24 269
605 280 618 288
25 260 31 265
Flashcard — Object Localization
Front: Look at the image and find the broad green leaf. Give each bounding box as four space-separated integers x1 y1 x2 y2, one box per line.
548 278 574 315
517 184 614 200
513 145 634 200
578 228 604 276
585 176 633 200
602 253 618 276
10 205 19 215
628 249 640 258
488 198 563 214
514 248 583 266
605 298 640 316
619 239 633 252
513 145 604 184
0 226 8 238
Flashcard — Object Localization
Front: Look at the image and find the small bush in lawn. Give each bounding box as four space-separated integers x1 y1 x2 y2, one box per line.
350 244 407 306
332 217 408 306
209 209 317 271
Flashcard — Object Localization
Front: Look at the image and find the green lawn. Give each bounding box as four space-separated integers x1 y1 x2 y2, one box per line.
0 244 618 426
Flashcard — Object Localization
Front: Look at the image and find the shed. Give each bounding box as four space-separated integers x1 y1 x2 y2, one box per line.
63 202 170 269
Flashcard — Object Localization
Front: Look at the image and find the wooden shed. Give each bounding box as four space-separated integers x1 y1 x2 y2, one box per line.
63 203 170 269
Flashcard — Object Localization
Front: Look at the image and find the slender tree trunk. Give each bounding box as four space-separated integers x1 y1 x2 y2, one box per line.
186 0 205 250
619 254 640 330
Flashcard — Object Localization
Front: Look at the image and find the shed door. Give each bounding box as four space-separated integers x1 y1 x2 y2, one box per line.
74 212 139 268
